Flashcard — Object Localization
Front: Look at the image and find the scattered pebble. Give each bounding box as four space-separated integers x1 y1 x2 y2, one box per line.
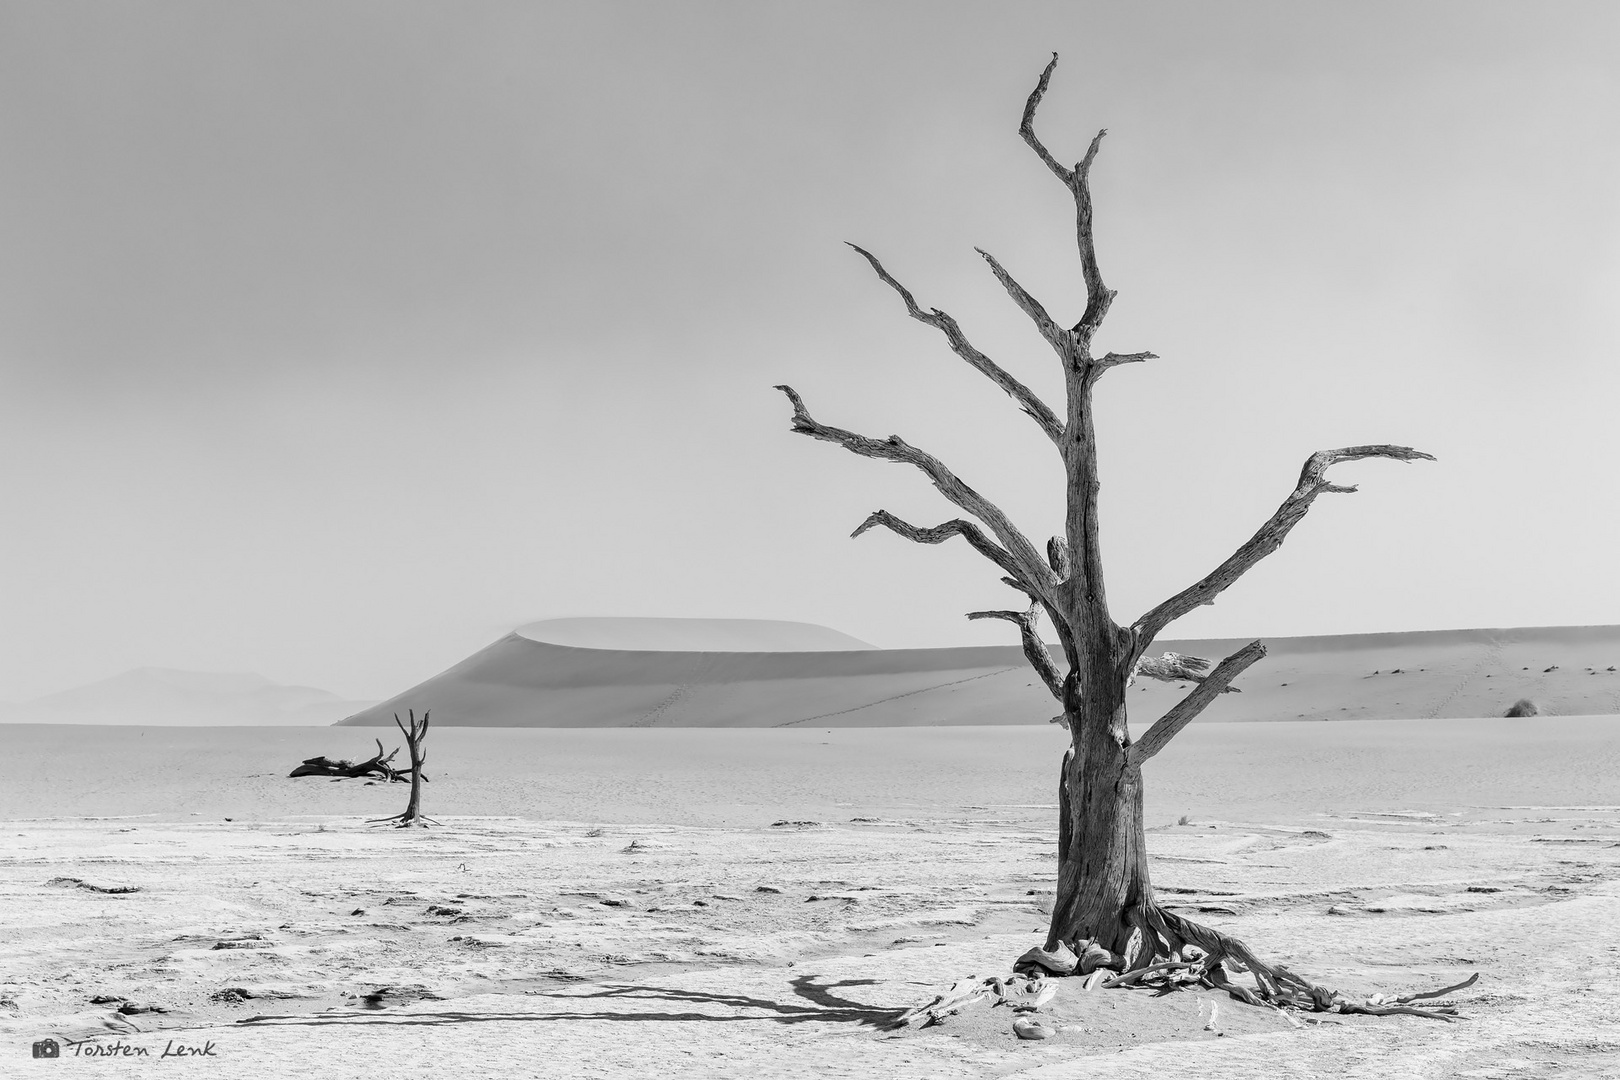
360 986 443 1009
212 935 268 950
1012 1016 1057 1040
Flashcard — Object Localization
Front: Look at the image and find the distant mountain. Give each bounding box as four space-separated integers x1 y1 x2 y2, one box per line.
0 668 375 726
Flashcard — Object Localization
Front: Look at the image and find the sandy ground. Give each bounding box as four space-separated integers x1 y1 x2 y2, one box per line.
4 719 1620 1078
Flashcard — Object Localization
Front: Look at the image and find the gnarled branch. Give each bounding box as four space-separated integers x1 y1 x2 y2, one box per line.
1129 640 1266 765
847 244 1064 446
1131 446 1436 655
852 511 1028 589
967 602 1064 702
1097 350 1157 370
776 384 1057 597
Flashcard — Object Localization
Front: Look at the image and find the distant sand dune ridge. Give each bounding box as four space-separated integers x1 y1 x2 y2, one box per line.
340 619 1620 728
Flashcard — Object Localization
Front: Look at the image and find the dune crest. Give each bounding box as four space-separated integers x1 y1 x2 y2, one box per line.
515 617 876 653
342 623 1620 729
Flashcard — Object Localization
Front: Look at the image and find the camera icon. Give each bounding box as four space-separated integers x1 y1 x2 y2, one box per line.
32 1038 61 1058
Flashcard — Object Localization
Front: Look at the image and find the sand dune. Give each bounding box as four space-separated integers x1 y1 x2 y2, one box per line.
1 668 374 727
341 620 1620 728
517 616 875 652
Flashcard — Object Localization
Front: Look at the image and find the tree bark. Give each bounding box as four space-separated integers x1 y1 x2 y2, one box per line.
1050 721 1149 957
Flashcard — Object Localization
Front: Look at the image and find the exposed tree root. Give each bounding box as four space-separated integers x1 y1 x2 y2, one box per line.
1102 905 1476 1021
895 905 1478 1032
366 811 442 829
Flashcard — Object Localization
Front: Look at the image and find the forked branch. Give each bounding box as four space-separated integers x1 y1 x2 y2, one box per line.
1131 446 1436 655
846 244 1064 447
776 385 1057 597
967 602 1064 701
1020 53 1113 337
1129 641 1266 765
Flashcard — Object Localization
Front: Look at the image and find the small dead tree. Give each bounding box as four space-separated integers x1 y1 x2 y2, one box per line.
778 55 1445 1014
369 710 437 828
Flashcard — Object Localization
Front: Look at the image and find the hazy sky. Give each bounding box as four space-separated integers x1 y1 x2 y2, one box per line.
2 2 1616 702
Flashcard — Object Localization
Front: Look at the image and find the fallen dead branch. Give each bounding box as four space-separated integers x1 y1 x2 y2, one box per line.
288 738 426 783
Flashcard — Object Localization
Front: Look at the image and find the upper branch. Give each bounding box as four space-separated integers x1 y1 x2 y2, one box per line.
1020 54 1116 340
848 243 1064 446
976 248 1067 360
967 601 1064 702
1070 127 1112 334
853 511 1027 588
1131 445 1436 655
1019 53 1071 184
777 385 1058 597
1128 640 1266 765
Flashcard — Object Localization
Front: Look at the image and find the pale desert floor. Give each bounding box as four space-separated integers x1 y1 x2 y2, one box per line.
4 719 1620 1078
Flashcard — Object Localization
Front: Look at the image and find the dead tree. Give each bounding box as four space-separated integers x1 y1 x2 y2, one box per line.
778 55 1441 1014
368 710 437 828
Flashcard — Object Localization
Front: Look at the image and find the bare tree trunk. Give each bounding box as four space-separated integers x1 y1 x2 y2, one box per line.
400 716 426 822
1051 736 1148 957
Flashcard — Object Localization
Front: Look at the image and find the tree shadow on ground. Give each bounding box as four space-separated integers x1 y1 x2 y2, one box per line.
239 975 907 1029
